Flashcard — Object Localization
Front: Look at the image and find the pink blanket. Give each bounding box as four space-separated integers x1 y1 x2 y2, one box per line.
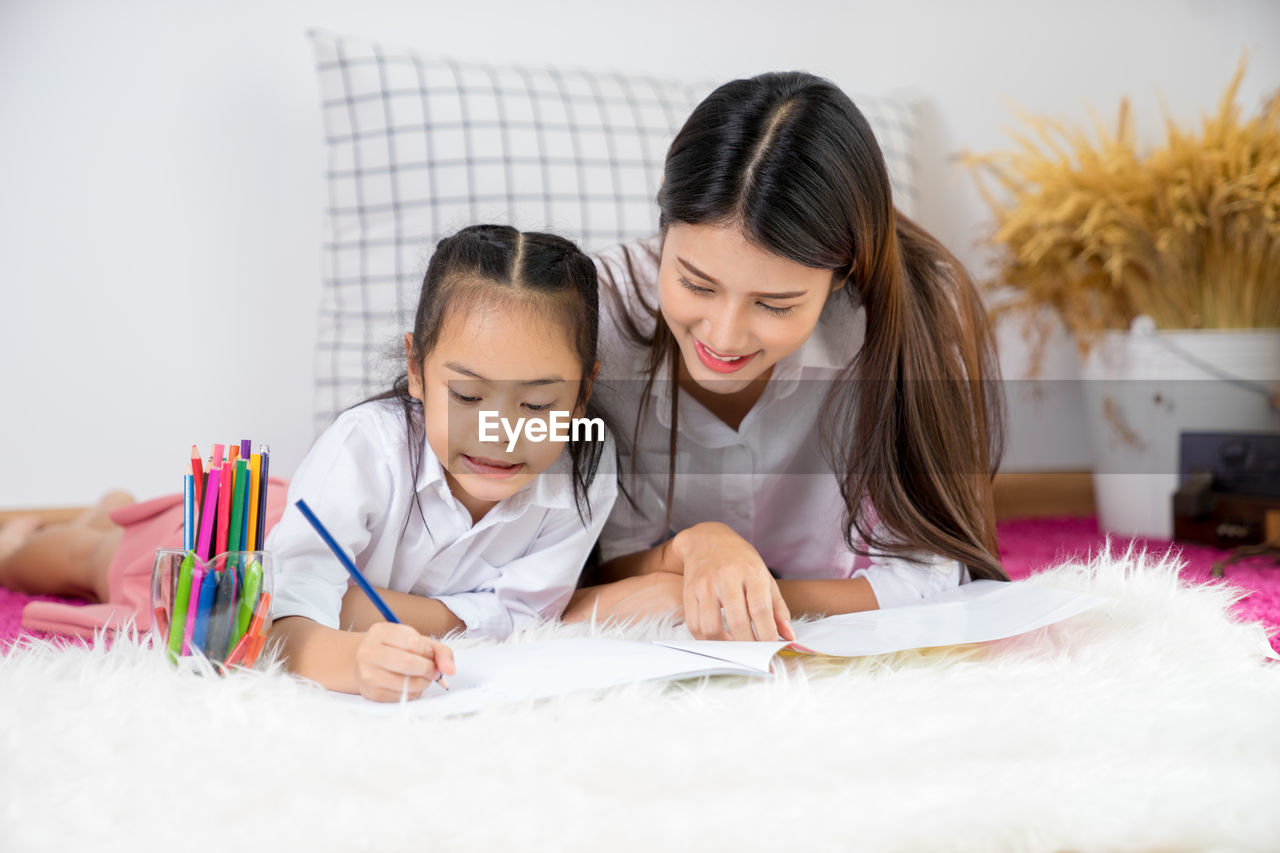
4 516 1277 652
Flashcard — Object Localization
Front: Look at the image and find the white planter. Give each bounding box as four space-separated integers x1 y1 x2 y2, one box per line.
1080 318 1280 540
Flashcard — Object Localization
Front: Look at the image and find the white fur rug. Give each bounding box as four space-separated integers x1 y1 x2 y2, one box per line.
3 548 1279 853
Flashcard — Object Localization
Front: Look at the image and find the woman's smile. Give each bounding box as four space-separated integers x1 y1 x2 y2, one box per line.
693 339 759 373
659 222 837 394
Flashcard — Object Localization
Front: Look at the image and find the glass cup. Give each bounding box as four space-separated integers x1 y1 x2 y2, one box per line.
151 549 274 668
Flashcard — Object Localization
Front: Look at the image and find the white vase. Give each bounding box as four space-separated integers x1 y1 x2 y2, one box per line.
1079 317 1280 540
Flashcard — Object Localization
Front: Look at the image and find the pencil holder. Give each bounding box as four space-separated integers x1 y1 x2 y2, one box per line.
150 549 274 668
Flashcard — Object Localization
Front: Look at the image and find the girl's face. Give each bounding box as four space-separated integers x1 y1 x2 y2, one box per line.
407 301 593 522
658 222 841 396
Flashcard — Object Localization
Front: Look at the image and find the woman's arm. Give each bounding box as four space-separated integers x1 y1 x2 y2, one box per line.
584 523 794 641
587 528 889 630
340 586 465 637
774 577 878 617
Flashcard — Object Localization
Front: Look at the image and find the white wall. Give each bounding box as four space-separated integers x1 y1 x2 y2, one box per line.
2 0 1277 508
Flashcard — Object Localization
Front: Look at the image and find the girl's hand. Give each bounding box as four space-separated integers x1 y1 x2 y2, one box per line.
674 522 795 642
353 621 456 703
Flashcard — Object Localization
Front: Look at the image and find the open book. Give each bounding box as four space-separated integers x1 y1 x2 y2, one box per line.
327 580 1107 716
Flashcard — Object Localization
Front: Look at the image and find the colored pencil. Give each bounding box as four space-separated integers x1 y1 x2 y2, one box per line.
181 565 205 656
153 605 169 640
226 592 271 668
183 468 195 554
196 466 221 561
247 452 262 551
255 445 270 550
294 499 399 623
240 439 251 460
191 445 204 510
207 569 236 660
293 503 450 687
191 569 218 654
224 629 252 668
239 462 252 551
240 593 273 668
242 633 267 668
228 459 248 560
228 444 240 465
168 553 195 659
216 460 232 557
234 559 263 647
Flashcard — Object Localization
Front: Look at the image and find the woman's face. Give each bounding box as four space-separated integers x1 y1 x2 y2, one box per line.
658 222 840 396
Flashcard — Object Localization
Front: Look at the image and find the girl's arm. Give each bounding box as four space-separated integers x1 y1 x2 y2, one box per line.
270 615 365 693
269 615 455 702
596 537 684 582
340 586 465 636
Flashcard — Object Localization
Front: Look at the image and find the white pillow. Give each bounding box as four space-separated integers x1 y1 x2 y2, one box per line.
308 29 920 426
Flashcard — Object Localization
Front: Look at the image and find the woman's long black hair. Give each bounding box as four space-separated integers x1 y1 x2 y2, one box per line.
600 72 1009 582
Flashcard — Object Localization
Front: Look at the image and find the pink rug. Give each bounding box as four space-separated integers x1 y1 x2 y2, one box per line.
996 517 1280 652
4 517 1278 652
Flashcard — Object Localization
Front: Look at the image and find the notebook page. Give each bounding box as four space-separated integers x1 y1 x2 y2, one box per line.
327 636 770 716
790 580 1108 657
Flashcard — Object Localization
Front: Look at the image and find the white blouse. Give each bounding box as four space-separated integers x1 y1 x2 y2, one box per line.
267 400 617 639
591 238 969 608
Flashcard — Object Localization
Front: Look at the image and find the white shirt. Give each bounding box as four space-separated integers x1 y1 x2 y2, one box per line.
591 238 969 608
267 400 617 639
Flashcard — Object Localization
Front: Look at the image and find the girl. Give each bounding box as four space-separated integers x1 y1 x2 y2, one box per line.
0 224 615 704
267 224 616 702
565 71 1008 641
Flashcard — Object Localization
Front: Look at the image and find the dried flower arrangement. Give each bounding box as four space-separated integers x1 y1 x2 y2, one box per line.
964 56 1280 370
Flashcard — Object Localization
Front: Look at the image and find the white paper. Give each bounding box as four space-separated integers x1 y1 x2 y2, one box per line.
653 639 791 673
789 580 1108 657
329 580 1109 716
327 636 770 717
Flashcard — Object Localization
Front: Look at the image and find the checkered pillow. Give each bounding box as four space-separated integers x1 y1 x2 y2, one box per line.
309 29 921 426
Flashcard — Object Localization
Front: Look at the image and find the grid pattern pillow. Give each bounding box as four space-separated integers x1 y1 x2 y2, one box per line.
309 29 921 427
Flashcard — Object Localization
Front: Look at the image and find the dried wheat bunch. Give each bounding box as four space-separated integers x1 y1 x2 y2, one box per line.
964 55 1280 369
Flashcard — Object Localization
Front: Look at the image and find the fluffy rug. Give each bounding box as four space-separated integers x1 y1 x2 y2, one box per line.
994 518 1280 646
2 547 1279 853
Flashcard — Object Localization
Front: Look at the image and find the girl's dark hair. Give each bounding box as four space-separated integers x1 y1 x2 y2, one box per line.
601 72 1009 582
365 224 607 529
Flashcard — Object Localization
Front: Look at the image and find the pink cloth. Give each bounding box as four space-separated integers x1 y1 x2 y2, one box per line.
4 513 1278 651
19 478 289 639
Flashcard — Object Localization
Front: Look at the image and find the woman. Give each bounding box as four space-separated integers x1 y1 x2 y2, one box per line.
565 71 1008 641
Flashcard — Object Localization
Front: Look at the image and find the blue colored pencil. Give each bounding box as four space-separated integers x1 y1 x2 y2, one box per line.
183 470 195 553
190 569 219 654
294 499 400 624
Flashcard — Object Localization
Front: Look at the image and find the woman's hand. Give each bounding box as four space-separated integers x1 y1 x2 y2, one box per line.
352 621 456 703
673 522 795 642
562 572 685 624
